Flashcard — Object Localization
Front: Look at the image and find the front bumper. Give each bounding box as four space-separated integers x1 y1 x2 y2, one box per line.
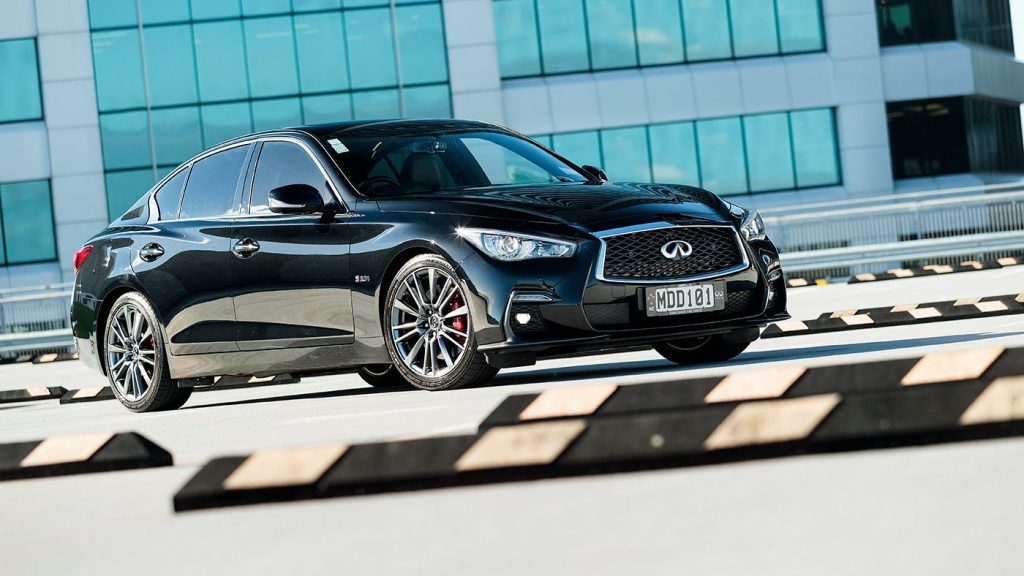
459 230 788 368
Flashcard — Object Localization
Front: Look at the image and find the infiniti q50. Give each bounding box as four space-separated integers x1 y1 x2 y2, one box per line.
70 119 788 412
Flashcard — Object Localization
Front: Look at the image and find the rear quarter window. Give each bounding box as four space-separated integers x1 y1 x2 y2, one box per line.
179 144 251 219
154 167 189 220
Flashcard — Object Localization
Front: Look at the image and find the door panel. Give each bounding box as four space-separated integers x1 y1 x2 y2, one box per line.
230 216 353 350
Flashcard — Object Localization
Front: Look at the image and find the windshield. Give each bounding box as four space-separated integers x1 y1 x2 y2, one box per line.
321 129 589 196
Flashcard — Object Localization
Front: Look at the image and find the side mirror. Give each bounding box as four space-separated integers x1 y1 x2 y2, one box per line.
268 184 325 215
581 165 608 182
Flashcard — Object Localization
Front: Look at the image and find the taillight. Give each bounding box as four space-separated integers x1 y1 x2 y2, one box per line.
73 245 93 274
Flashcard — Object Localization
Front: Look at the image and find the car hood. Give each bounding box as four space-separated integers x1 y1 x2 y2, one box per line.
373 182 733 233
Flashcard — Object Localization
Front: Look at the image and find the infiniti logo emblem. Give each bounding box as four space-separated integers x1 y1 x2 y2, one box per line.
660 240 693 260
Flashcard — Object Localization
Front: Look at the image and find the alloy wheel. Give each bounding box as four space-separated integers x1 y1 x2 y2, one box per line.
106 303 157 402
389 267 469 378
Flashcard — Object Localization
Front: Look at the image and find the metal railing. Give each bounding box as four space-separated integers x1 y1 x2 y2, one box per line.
0 285 74 359
763 184 1024 278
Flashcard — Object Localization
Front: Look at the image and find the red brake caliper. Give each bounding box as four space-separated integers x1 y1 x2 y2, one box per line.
449 293 467 342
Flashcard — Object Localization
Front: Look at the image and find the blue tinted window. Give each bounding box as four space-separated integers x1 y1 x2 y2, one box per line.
634 0 685 66
537 0 590 73
143 25 198 107
403 85 451 118
495 0 542 77
190 0 241 20
88 0 137 29
696 117 747 195
683 0 733 61
245 17 299 98
91 30 145 111
302 93 353 124
346 8 397 89
105 169 156 221
100 111 152 170
295 12 349 93
730 0 779 57
0 39 42 123
649 122 700 185
552 131 601 168
179 144 250 219
294 0 342 10
352 89 400 119
743 113 794 191
242 0 291 16
201 102 253 147
396 4 448 85
586 0 637 70
777 0 825 52
194 20 250 102
140 0 190 24
791 108 839 187
600 127 650 182
251 97 302 131
152 106 203 167
0 180 56 264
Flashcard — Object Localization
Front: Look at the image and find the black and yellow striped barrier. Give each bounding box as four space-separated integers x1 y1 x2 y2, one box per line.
0 431 172 480
784 256 1022 288
762 293 1024 337
0 386 67 404
173 346 1024 511
59 374 300 404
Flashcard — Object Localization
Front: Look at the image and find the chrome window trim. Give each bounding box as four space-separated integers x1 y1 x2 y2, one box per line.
146 134 347 224
594 221 750 284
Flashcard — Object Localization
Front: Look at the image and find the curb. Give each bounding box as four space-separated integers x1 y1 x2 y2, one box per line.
173 346 1024 511
0 387 67 404
0 431 172 481
762 293 1024 338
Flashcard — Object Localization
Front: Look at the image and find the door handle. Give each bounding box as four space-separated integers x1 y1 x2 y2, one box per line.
139 243 164 262
232 238 261 258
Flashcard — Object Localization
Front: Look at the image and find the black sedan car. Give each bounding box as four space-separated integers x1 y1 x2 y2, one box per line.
71 119 788 411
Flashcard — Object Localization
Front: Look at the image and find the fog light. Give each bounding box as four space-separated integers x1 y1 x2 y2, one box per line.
514 312 533 325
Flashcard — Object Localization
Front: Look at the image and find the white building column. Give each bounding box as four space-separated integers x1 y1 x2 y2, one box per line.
442 0 505 125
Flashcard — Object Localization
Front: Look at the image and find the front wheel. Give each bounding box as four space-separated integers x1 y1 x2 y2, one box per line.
104 292 192 412
383 254 498 391
653 334 753 366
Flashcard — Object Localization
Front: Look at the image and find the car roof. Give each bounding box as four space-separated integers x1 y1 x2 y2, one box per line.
279 118 502 139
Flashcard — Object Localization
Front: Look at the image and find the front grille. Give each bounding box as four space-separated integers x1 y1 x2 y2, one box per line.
601 226 743 280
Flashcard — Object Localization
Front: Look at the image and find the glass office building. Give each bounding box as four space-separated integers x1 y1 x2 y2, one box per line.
0 0 1021 286
87 0 452 219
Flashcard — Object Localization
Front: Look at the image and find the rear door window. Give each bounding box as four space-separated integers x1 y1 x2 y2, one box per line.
179 144 250 219
154 167 189 220
249 141 329 214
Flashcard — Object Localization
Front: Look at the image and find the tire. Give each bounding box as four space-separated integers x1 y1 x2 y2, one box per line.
103 292 189 412
356 364 407 388
382 254 498 391
653 334 753 366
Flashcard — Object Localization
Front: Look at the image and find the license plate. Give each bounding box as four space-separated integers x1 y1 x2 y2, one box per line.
644 282 726 316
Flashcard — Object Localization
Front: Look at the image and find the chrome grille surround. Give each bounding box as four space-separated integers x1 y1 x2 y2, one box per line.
595 222 749 284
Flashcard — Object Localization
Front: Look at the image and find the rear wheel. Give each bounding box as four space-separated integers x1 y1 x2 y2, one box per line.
383 254 497 391
356 364 407 388
653 334 753 366
104 292 191 412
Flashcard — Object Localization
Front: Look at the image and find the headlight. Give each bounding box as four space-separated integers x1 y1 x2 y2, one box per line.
457 228 577 261
740 211 766 242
